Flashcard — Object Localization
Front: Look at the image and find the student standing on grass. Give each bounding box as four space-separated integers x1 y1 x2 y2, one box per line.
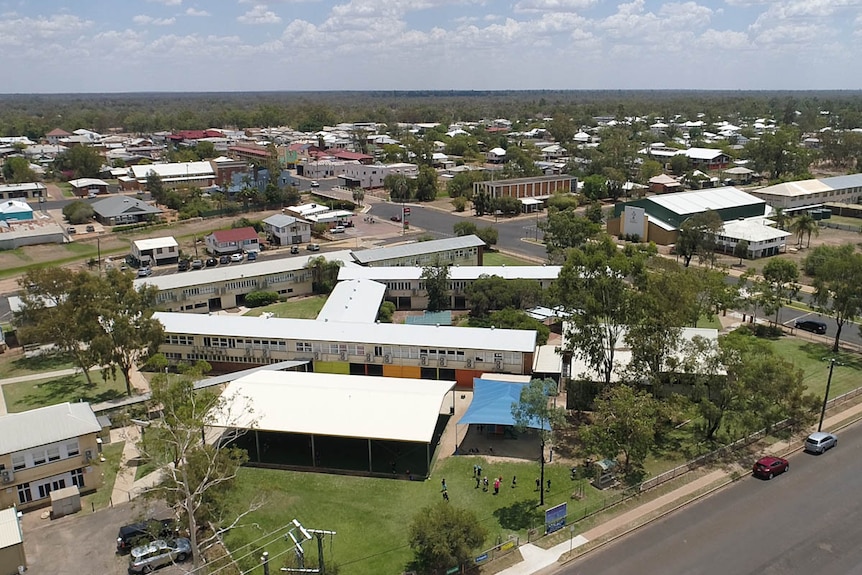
483 476 489 491
441 478 447 491
475 475 480 489
443 490 449 502
512 476 517 488
536 477 540 491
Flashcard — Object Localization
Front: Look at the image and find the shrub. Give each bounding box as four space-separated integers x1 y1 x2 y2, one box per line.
245 291 279 308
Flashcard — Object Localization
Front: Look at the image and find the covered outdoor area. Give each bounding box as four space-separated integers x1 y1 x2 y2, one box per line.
211 371 455 479
454 378 548 460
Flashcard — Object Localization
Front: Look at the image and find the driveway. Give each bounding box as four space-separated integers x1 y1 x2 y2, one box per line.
22 501 176 575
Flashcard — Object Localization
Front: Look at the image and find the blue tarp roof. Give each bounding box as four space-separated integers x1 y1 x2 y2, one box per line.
457 379 550 431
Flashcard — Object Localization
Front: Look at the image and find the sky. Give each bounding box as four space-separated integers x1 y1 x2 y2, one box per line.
1 0 861 93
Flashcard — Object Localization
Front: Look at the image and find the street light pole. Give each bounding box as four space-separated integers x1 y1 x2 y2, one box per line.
818 358 837 432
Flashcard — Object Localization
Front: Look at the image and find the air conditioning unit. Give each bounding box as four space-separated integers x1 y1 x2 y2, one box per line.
494 359 504 370
313 351 321 361
366 353 373 362
420 355 428 366
1 470 12 484
438 357 446 367
339 351 347 361
384 354 392 364
84 450 93 463
466 358 474 369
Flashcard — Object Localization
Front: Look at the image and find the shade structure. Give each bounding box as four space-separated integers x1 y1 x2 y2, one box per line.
457 378 550 431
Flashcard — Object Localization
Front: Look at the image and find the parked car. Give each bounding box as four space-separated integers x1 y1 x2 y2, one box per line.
390 215 401 222
796 319 827 334
191 259 203 270
137 267 152 278
177 259 190 272
290 245 299 254
230 252 244 262
205 257 218 267
128 538 191 573
247 251 257 261
307 243 320 252
310 180 320 188
331 225 346 234
804 431 837 454
219 255 230 265
116 519 178 554
86 224 96 233
752 456 789 479
67 226 76 234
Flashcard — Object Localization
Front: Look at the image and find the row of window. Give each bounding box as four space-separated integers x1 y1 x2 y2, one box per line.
11 440 80 471
17 469 85 504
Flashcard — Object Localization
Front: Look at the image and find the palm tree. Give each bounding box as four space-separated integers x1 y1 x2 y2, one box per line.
790 214 818 247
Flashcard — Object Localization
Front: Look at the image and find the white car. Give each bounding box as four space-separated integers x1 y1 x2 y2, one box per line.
804 431 837 454
310 180 320 188
230 253 244 262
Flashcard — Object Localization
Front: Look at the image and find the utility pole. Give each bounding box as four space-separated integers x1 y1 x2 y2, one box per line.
281 519 336 575
819 358 838 432
261 551 270 575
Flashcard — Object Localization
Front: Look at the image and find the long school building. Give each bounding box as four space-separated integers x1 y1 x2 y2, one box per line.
153 312 537 388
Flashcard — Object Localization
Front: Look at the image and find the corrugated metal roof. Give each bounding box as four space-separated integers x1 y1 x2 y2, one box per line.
820 173 862 190
352 235 486 264
211 371 454 442
648 187 763 216
153 310 537 352
722 219 792 242
133 236 178 251
754 180 832 197
316 280 386 323
338 265 561 282
0 507 23 550
0 402 101 455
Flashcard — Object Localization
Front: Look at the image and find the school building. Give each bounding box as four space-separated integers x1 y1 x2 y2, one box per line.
153 311 537 389
351 235 486 267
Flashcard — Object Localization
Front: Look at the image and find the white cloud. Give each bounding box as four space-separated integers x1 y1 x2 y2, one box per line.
133 15 177 26
185 8 210 17
238 5 283 24
148 0 182 5
0 14 92 45
514 0 597 13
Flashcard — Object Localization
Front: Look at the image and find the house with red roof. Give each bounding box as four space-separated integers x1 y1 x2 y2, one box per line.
168 129 225 143
205 226 260 256
46 128 72 145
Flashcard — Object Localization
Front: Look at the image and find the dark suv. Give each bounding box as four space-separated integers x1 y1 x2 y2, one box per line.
795 319 827 334
117 518 178 554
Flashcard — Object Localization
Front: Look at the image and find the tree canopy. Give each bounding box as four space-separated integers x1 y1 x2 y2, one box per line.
408 502 487 575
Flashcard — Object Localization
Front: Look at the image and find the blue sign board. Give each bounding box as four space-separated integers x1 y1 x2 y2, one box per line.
545 502 567 534
474 553 489 564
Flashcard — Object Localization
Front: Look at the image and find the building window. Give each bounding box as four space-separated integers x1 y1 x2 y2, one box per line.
18 484 32 504
47 446 61 462
66 441 80 457
12 454 25 471
32 450 47 466
71 468 85 488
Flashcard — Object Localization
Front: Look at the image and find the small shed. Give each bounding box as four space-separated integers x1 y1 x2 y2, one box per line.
0 507 26 574
50 485 82 518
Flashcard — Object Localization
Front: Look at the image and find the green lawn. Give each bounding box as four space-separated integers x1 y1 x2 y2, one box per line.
769 337 862 400
244 295 328 319
2 372 127 412
223 457 618 575
0 353 77 379
483 252 533 266
82 441 125 513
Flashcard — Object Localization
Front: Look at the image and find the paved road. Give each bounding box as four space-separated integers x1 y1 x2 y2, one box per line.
563 422 862 575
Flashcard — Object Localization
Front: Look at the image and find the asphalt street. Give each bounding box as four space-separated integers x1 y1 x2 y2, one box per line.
563 422 862 575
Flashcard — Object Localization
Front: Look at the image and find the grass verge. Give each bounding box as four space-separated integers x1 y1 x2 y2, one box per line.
2 372 126 412
0 352 77 379
243 295 328 319
81 441 126 513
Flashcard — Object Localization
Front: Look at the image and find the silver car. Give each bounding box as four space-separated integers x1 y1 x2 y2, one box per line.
804 431 837 454
128 538 191 573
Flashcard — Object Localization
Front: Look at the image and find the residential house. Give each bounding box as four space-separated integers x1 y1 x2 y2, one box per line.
0 402 103 511
91 196 163 226
262 214 312 246
45 128 72 145
121 161 216 191
68 178 109 197
0 183 46 200
648 174 683 194
131 236 180 267
205 226 260 256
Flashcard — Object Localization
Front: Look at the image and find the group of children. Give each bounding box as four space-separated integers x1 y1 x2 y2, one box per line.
440 465 551 502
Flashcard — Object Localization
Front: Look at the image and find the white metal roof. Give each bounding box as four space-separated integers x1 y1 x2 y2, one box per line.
337 265 561 282
68 178 108 188
130 161 214 180
316 279 386 323
684 147 725 160
153 311 537 352
0 507 23 550
135 250 357 291
648 187 763 216
132 236 178 251
211 371 455 442
754 179 835 198
532 344 562 374
352 235 486 264
0 200 32 214
0 402 101 455
721 219 792 242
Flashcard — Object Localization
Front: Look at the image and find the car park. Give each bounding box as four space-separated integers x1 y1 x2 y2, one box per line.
804 431 837 454
307 243 320 251
205 257 218 267
137 267 152 278
290 245 300 254
116 518 178 553
128 538 191 573
752 456 789 479
230 252 244 262
191 259 203 270
219 255 230 265
796 319 827 334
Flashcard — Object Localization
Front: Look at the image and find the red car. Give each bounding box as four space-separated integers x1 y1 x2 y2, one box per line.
753 456 789 479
